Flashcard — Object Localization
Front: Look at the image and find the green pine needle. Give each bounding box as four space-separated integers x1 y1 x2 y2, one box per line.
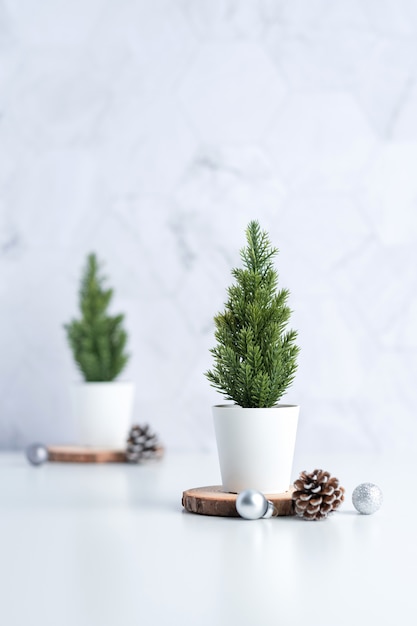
64 253 130 382
205 221 300 407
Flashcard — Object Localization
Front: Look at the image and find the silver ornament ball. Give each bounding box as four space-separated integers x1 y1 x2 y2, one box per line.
26 443 48 466
236 489 274 520
352 483 383 515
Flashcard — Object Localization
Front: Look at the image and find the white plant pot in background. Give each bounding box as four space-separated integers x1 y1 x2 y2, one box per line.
213 404 300 494
71 382 134 448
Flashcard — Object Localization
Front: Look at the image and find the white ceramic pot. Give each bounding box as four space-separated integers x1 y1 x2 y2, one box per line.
71 382 134 448
212 404 299 494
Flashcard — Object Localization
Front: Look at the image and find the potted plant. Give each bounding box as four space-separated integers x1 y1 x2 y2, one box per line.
65 253 133 448
206 221 300 493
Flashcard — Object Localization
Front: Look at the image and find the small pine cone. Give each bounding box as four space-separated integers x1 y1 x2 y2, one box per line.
292 469 345 521
126 424 159 463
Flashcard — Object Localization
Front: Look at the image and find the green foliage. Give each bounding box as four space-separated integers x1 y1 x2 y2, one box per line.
65 253 129 382
205 221 299 408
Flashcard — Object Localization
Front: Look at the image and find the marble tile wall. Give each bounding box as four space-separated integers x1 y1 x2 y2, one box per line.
1 0 416 454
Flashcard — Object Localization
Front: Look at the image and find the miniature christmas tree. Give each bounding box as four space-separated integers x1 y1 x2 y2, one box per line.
65 253 129 382
206 221 299 408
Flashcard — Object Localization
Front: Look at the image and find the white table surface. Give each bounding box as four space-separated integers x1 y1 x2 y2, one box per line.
0 450 413 626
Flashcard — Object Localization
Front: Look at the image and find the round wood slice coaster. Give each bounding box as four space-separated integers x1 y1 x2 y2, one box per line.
47 445 164 464
182 486 295 517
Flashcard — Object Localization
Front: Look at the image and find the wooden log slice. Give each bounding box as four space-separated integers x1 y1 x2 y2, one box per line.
47 446 126 463
47 445 164 464
182 485 295 517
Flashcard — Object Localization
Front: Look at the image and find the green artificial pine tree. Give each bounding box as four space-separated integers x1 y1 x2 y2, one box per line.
65 253 129 382
206 221 300 408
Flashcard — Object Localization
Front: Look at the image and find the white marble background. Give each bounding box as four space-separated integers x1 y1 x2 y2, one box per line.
1 0 417 455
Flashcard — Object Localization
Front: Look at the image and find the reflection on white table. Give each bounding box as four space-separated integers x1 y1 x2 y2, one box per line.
0 450 413 626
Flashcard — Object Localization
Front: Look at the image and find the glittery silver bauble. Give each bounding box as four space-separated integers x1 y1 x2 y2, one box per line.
352 483 383 515
26 443 48 466
236 489 274 520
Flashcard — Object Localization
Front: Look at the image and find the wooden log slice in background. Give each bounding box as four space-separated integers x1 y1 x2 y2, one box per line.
182 485 295 517
47 445 164 463
47 446 126 463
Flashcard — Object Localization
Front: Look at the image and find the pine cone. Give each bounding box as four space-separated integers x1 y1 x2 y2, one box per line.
126 424 159 463
292 469 345 520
